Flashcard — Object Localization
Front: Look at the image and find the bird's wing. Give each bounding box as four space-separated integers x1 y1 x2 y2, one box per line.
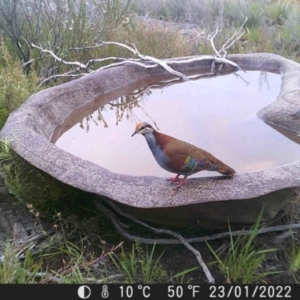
166 152 213 173
164 138 218 173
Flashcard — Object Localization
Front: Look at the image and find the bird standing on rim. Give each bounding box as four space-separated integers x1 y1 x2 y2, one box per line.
132 122 236 187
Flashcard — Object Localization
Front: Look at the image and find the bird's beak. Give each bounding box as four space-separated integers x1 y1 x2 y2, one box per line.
131 131 137 137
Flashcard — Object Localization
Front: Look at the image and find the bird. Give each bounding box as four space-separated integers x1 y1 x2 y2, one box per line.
131 122 236 187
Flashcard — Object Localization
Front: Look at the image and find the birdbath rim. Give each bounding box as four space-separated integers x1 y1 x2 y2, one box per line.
1 53 300 227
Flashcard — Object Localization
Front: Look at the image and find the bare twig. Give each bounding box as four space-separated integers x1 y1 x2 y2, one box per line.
32 40 242 87
96 199 300 282
207 25 222 57
32 41 189 80
234 72 250 85
98 59 158 71
96 201 215 283
70 43 241 71
21 58 35 68
274 231 294 241
69 44 111 51
40 242 123 284
31 43 90 70
220 17 248 57
207 17 248 59
31 43 129 72
99 41 190 81
98 200 300 243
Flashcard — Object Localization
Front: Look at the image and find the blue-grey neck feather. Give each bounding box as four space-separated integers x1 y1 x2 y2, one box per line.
143 132 157 152
143 132 174 173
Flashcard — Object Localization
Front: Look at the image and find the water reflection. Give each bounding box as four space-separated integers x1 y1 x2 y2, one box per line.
79 71 274 132
79 87 155 132
55 71 300 177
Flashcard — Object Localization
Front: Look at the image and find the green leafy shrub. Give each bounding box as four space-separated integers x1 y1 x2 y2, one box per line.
0 40 39 129
0 139 83 214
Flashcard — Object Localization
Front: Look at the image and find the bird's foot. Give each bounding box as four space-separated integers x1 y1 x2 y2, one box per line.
167 177 181 183
166 175 187 188
172 178 187 187
166 174 181 182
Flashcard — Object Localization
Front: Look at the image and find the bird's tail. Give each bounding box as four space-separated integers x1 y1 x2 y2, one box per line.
204 151 236 176
218 165 236 176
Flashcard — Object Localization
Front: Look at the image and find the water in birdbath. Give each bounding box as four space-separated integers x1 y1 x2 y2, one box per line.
54 71 300 178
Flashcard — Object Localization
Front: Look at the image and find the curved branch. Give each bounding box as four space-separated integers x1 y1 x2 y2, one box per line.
96 200 215 283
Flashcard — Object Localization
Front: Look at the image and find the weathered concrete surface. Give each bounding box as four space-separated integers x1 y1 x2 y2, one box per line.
1 53 300 228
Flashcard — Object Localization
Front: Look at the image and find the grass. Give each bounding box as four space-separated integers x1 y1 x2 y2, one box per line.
109 241 200 284
0 139 82 214
288 231 300 283
0 41 39 128
169 266 200 284
245 27 261 45
135 0 300 61
206 212 280 284
109 241 167 283
266 0 290 26
0 242 41 283
0 236 113 284
290 247 300 275
39 241 99 284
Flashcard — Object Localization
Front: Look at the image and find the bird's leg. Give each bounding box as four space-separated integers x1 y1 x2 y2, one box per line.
167 175 188 187
172 176 187 187
166 174 181 182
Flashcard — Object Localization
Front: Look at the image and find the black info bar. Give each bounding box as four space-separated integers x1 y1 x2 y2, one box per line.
0 284 297 300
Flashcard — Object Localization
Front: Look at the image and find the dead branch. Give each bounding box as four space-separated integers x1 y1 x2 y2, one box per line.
96 201 215 284
71 42 241 72
31 41 188 80
31 43 142 86
96 199 300 283
207 25 222 57
21 58 35 68
31 43 144 71
220 17 248 57
97 199 300 244
31 43 92 71
32 39 242 87
99 41 190 81
207 17 248 59
234 72 250 85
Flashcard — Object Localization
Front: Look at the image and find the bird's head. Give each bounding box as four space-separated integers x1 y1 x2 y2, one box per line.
131 122 154 137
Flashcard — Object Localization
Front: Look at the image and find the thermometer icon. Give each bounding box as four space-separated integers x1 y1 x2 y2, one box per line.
101 285 109 298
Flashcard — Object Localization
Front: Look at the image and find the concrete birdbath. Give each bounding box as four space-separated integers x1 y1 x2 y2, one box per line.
1 53 300 228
